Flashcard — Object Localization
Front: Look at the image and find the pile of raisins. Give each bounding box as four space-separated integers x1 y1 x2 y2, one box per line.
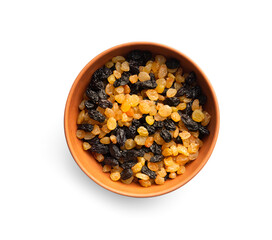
76 50 211 187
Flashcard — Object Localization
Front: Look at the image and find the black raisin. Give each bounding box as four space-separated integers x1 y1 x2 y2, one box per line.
121 168 133 180
150 155 164 163
88 109 106 123
150 142 162 155
175 87 187 97
164 119 176 131
185 71 196 85
182 101 193 115
116 128 126 146
149 72 155 81
103 157 119 166
141 165 156 179
153 121 164 129
140 79 157 89
160 129 172 143
198 94 207 105
109 144 122 159
113 72 130 87
122 150 137 161
91 143 109 154
128 60 140 75
143 123 156 135
90 67 111 90
124 125 137 139
175 136 183 144
181 114 199 131
163 97 180 106
85 89 99 103
84 100 96 109
97 88 108 100
86 136 100 145
198 125 210 136
98 99 113 109
166 58 180 69
120 160 137 169
128 81 142 94
126 50 152 66
134 149 145 157
132 119 141 128
77 124 94 132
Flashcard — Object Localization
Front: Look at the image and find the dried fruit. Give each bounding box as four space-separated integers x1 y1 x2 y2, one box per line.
121 168 133 180
77 124 94 132
141 165 156 179
88 109 106 123
150 155 164 163
166 58 180 69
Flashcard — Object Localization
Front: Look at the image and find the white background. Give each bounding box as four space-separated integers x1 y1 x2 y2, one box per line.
0 1 271 239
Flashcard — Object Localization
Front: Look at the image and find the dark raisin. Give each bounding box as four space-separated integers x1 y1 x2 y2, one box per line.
90 67 111 90
109 144 122 159
134 149 145 157
191 86 202 99
141 147 150 153
128 60 140 75
140 79 157 89
181 114 199 131
113 72 130 87
143 123 156 135
153 121 164 129
165 58 180 69
185 71 196 85
164 119 177 131
122 150 137 161
77 124 94 132
150 155 164 163
120 160 137 169
141 165 156 179
85 89 99 103
103 157 119 166
116 128 126 146
98 99 113 109
161 88 167 96
175 136 183 144
88 109 106 123
164 172 170 180
163 97 180 106
86 136 100 145
127 50 152 66
84 100 96 109
132 119 141 128
90 143 109 154
198 125 210 136
150 142 162 155
129 81 142 94
124 125 137 139
160 129 172 143
198 94 207 105
121 168 133 180
149 72 155 81
97 88 108 100
175 87 187 97
183 101 193 115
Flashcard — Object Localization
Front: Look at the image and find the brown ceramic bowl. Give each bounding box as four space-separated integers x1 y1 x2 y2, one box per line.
64 42 220 198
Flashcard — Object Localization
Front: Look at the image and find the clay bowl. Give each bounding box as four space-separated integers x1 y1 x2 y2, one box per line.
64 42 220 198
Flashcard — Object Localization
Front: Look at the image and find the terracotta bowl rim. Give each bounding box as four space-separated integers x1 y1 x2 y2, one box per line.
64 41 220 198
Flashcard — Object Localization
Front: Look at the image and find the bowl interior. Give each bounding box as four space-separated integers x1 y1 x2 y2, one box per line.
64 42 219 197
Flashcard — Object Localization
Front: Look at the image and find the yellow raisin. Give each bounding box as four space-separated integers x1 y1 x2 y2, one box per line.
145 115 154 125
179 131 191 140
77 110 85 124
132 162 142 173
121 98 131 112
158 105 172 117
171 112 181 122
129 75 138 83
158 64 167 78
138 72 150 82
136 173 149 180
177 102 186 110
76 129 85 139
166 88 177 98
162 148 172 157
201 111 211 126
192 99 200 111
107 74 116 84
155 175 165 185
145 136 154 147
100 137 110 144
177 166 186 175
165 77 175 88
115 94 125 104
115 86 124 94
113 70 121 79
148 162 159 172
112 56 125 63
102 164 111 172
137 126 149 136
155 55 166 64
91 125 100 135
139 179 151 187
105 61 114 68
130 94 140 107
110 172 121 181
192 109 205 122
125 139 136 150
83 142 91 150
121 61 130 71
139 100 151 114
151 61 160 73
134 135 147 145
107 117 117 130
176 155 189 165
169 172 177 179
110 135 117 144
146 89 159 101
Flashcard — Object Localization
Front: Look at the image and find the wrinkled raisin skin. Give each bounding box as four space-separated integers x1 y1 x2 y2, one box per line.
103 157 119 166
88 109 106 123
121 168 133 180
141 165 156 179
164 119 176 131
160 129 172 143
77 124 94 132
165 58 180 69
150 155 164 163
109 144 122 159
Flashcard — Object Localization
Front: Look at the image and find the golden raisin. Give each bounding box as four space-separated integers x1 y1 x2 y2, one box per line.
171 112 181 122
107 74 116 84
146 89 159 101
192 109 205 122
112 56 125 63
134 135 147 145
145 115 155 125
83 142 91 150
145 136 154 147
100 137 110 144
110 172 121 181
139 100 151 114
158 64 167 78
130 94 140 107
110 135 117 144
166 88 177 98
155 175 165 185
138 72 150 82
121 98 131 112
158 105 172 117
129 74 138 83
136 173 149 180
105 61 114 68
201 111 211 126
121 61 130 71
106 117 117 130
139 179 151 187
125 139 136 150
115 94 125 104
76 129 85 139
113 70 121 79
